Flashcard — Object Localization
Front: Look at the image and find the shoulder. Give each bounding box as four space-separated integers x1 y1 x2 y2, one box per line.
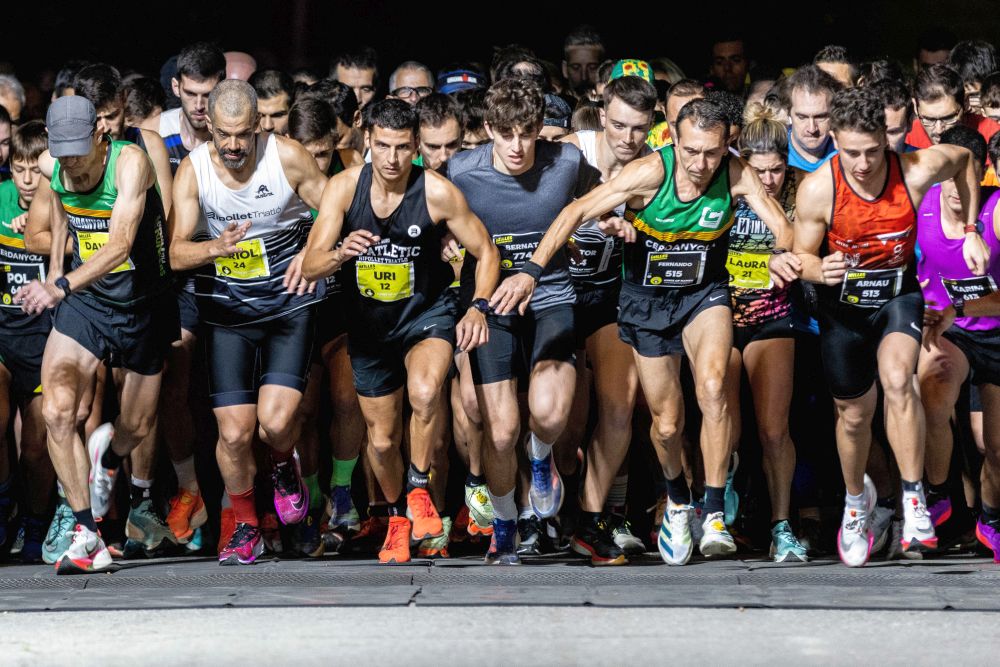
137 128 167 150
560 132 583 148
443 145 486 179
273 133 312 164
796 160 834 208
117 142 152 170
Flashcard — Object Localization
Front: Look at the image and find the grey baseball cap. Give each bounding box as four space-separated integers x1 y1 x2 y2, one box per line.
46 96 97 158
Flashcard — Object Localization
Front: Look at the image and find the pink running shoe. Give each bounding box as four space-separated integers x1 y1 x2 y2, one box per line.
271 456 309 525
975 519 1000 563
219 522 264 565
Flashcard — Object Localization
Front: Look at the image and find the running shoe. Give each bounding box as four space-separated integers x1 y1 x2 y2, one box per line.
271 456 308 525
378 515 412 564
658 501 694 565
125 499 179 555
87 422 116 520
166 488 208 543
975 518 1000 563
927 496 953 528
689 499 705 546
527 453 563 519
571 520 627 566
217 507 236 556
648 493 668 547
186 527 204 553
449 507 470 543
724 451 740 526
798 516 825 557
417 517 452 558
353 514 389 554
517 514 551 556
838 475 876 567
21 516 46 563
901 491 938 553
219 522 264 565
606 511 645 555
56 524 113 574
327 485 360 532
485 518 520 565
406 488 443 541
261 512 283 553
769 520 809 563
43 496 76 565
699 511 737 558
871 505 895 554
295 507 325 558
464 483 494 529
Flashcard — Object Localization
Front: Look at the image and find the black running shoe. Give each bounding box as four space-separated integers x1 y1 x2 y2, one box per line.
517 515 549 555
571 520 628 566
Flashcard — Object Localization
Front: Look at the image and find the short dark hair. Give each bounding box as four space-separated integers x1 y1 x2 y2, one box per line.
490 44 535 82
456 88 487 133
786 64 843 100
73 63 122 110
814 45 850 65
563 25 604 54
362 98 418 135
982 72 1000 108
705 89 745 129
415 93 461 130
675 98 730 139
857 59 907 86
494 57 548 91
176 42 226 82
250 69 295 102
914 63 965 106
666 78 706 106
288 97 334 145
484 78 544 133
331 48 379 83
54 60 90 97
603 75 657 114
123 77 166 122
11 120 47 163
917 27 957 57
298 79 358 127
830 86 885 134
869 78 914 125
948 40 999 87
940 124 987 170
0 105 9 127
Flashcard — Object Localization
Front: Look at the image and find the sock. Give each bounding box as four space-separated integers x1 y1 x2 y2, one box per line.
465 472 486 487
982 503 1000 526
845 491 866 510
901 479 924 494
704 485 725 515
57 481 66 499
489 489 517 522
331 457 357 488
665 472 690 506
387 497 406 517
606 475 628 509
74 508 98 532
228 487 258 527
518 506 535 520
529 432 553 461
271 447 294 464
303 473 324 511
172 456 199 493
580 510 601 529
129 476 153 509
100 447 124 471
406 464 430 492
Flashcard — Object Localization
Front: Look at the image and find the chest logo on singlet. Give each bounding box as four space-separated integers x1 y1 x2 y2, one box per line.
407 225 421 238
77 231 135 273
698 207 724 230
255 185 274 199
214 238 271 280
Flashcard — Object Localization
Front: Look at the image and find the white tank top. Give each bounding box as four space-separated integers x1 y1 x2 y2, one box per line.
570 131 621 287
158 107 181 138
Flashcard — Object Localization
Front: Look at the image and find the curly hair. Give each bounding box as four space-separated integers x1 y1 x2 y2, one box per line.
830 87 885 134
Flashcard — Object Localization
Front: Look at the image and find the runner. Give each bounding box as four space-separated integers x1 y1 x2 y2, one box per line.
786 65 842 172
250 69 295 136
302 98 498 564
159 42 227 174
415 93 463 171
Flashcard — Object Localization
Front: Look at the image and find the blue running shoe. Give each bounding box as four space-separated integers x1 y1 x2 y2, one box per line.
327 485 361 532
485 518 520 565
724 452 740 526
42 495 76 565
528 454 563 519
770 520 808 563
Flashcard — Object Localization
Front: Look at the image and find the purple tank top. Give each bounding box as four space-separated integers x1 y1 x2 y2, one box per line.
917 185 1000 331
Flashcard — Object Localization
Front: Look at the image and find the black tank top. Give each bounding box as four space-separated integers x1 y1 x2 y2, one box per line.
123 126 148 153
341 164 453 339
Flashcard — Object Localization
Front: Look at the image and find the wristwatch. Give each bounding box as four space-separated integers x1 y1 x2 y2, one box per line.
471 298 491 314
953 297 965 318
55 276 72 298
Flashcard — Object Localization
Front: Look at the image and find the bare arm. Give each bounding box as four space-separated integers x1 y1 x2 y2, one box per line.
792 164 842 285
23 184 72 255
302 167 369 282
168 158 249 271
139 128 174 219
278 135 330 210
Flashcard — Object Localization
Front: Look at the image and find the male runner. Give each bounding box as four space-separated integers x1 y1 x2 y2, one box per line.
708 34 748 95
494 97 800 565
561 26 605 95
170 80 328 565
17 96 178 574
387 62 435 107
908 64 1000 149
158 42 227 174
303 98 498 564
786 65 842 172
250 70 295 136
793 86 988 566
814 45 857 88
331 49 379 110
416 93 463 171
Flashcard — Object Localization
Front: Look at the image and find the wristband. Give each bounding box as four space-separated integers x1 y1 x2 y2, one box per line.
55 276 72 298
771 247 789 255
521 261 544 281
953 297 965 318
471 298 491 314
965 222 981 234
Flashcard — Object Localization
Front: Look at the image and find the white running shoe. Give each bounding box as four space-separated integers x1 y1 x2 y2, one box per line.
658 501 693 565
901 490 938 553
56 524 113 574
699 511 736 558
87 423 116 520
838 474 876 567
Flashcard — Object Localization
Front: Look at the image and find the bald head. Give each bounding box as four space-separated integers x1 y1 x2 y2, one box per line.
209 79 257 121
225 51 257 81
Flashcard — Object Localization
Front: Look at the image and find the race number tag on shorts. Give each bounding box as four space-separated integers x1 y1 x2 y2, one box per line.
449 247 466 289
214 238 270 280
493 232 540 272
726 250 772 290
568 232 615 278
76 231 135 273
941 275 997 302
839 268 904 308
356 260 414 302
643 250 705 287
0 262 44 306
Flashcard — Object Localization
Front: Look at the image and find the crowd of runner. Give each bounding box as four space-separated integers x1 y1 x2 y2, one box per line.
0 25 999 573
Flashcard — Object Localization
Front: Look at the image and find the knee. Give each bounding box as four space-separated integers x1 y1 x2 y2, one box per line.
217 422 253 453
366 429 397 458
488 421 519 454
651 415 683 444
531 394 571 435
407 379 441 418
837 404 873 436
695 373 728 417
758 425 790 452
258 403 298 441
880 366 915 402
42 393 79 437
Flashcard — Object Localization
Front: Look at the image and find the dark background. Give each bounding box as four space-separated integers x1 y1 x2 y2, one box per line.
3 0 1000 86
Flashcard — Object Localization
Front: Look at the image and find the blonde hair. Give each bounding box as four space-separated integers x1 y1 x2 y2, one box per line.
738 102 788 159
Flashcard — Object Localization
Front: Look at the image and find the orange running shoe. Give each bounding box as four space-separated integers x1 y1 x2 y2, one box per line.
378 516 412 563
406 488 443 541
217 507 236 556
167 489 208 543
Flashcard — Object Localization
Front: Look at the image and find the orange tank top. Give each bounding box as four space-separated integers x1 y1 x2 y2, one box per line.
828 151 916 269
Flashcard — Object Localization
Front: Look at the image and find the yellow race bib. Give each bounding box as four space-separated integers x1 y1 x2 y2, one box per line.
357 260 414 302
214 238 270 280
76 231 135 273
726 250 772 290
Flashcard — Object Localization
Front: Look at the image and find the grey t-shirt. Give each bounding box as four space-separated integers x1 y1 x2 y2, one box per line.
448 140 600 311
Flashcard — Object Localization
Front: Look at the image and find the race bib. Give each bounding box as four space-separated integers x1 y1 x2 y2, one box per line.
840 268 904 308
214 238 270 280
726 250 773 290
0 262 45 307
356 260 414 302
941 275 997 303
76 231 134 273
643 250 705 287
568 233 615 278
494 232 540 272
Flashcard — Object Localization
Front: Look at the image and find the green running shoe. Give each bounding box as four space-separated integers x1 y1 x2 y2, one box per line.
42 495 76 565
770 519 809 563
418 516 452 558
125 499 179 555
464 483 494 529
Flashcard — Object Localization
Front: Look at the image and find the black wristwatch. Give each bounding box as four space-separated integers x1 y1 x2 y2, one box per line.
471 298 491 314
953 297 965 318
55 276 72 298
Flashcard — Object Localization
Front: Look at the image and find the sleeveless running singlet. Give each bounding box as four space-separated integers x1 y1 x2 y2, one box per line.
827 151 917 308
918 185 1000 331
623 145 733 291
191 133 321 326
51 140 171 307
342 163 453 340
158 108 189 175
0 180 48 330
123 126 148 153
